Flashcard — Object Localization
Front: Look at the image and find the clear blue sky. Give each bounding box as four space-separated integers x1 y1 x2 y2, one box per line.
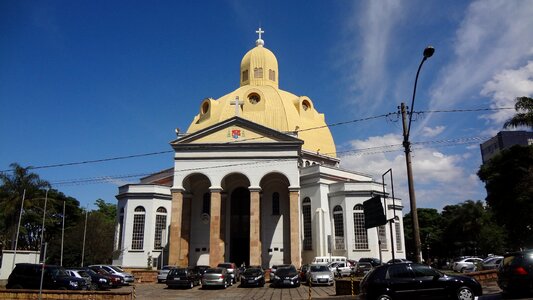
1 0 532 210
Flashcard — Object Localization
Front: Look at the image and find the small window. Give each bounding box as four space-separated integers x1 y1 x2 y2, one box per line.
201 102 209 114
302 100 311 111
269 69 275 81
254 67 263 78
248 93 261 104
272 192 280 215
242 70 249 82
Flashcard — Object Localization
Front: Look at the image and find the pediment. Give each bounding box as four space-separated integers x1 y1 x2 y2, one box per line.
171 117 302 145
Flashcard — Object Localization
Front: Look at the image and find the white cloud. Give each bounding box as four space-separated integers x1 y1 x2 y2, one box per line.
344 0 404 115
480 61 533 133
422 126 445 137
430 1 533 109
341 134 483 210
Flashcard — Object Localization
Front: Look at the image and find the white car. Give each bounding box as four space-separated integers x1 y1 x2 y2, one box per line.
452 258 483 273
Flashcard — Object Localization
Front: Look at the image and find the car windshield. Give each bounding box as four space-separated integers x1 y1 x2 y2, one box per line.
243 268 261 275
205 268 223 274
85 269 97 276
49 267 68 277
218 264 233 269
310 265 330 272
109 266 124 272
171 269 187 276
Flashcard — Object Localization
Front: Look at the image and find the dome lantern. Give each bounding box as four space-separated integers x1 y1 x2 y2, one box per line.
240 28 278 88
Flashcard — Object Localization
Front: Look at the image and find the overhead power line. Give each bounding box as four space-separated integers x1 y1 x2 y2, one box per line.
1 106 512 173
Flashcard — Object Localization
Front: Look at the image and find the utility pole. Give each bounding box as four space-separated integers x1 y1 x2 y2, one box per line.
401 102 422 263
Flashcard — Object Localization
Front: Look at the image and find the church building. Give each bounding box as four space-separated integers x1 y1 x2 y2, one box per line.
113 29 406 269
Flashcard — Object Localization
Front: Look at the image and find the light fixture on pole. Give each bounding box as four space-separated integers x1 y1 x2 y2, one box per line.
401 46 434 263
40 189 49 262
60 200 65 266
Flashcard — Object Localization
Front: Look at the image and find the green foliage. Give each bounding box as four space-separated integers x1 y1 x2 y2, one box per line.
404 201 505 261
1 163 116 267
504 96 533 129
478 145 533 250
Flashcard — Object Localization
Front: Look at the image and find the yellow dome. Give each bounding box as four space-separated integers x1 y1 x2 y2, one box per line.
186 39 337 158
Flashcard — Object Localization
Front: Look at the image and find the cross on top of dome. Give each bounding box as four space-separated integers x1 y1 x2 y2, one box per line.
256 27 264 46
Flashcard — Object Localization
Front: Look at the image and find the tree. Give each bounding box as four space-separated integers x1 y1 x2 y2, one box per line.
0 163 50 251
441 200 504 257
478 145 533 250
504 96 533 129
403 208 444 261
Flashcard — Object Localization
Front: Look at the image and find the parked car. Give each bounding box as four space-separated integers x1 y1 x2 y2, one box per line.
166 267 201 289
157 265 176 283
88 264 134 284
192 265 210 277
329 261 352 277
88 266 124 287
7 263 88 290
270 264 300 288
498 249 533 296
239 267 265 287
78 267 112 290
217 262 239 284
201 267 232 289
452 257 484 273
65 268 94 290
482 256 503 270
360 263 482 300
307 264 334 286
359 257 382 267
386 258 413 264
299 264 310 282
353 262 373 277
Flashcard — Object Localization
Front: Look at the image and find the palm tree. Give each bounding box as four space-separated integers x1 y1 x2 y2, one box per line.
0 163 50 250
503 96 533 129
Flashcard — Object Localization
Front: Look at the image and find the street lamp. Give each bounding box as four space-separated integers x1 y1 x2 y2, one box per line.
401 46 435 263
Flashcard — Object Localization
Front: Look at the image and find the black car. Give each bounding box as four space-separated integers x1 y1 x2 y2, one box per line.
498 249 533 296
240 267 265 287
360 263 482 300
7 263 88 290
270 265 300 288
166 267 201 289
192 265 210 277
78 267 111 290
359 257 382 267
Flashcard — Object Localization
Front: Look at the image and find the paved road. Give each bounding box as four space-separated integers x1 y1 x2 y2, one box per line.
127 280 533 300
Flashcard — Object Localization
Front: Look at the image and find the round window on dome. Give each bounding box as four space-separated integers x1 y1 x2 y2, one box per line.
302 100 311 111
201 101 210 114
248 93 261 105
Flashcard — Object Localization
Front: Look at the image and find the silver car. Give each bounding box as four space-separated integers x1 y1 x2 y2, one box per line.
201 268 232 289
452 258 483 273
308 264 334 286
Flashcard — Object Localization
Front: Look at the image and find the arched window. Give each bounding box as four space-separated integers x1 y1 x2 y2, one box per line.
242 69 249 82
132 206 146 250
302 198 312 250
154 207 167 249
118 207 124 249
333 206 345 250
395 221 402 251
202 193 210 215
353 204 368 250
378 225 387 250
272 192 280 215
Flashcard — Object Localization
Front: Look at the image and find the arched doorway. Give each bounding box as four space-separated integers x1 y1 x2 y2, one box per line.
229 187 250 266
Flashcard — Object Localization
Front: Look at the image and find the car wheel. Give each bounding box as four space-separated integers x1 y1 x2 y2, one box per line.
190 281 194 289
377 295 392 300
457 286 474 300
460 267 466 273
157 279 162 283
